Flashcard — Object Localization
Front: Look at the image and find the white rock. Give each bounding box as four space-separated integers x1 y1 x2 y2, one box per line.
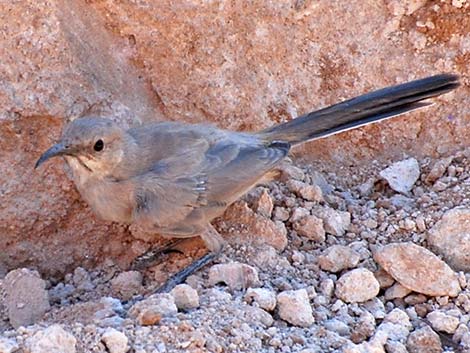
426 310 460 334
277 289 314 327
380 158 420 193
101 328 128 353
318 245 360 272
406 326 442 353
4 268 50 329
208 262 260 290
314 207 351 236
384 282 412 300
0 338 19 353
244 288 277 311
170 284 199 310
335 268 380 303
128 293 177 325
25 325 76 353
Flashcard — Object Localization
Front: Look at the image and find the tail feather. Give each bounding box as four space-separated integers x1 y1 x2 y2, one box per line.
260 74 460 145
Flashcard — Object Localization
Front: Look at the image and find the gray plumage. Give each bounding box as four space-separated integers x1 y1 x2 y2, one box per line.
36 73 459 253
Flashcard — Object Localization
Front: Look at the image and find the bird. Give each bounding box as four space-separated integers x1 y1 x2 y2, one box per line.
36 73 460 291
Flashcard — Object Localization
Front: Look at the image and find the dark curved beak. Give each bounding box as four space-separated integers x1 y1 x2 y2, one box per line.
35 143 68 169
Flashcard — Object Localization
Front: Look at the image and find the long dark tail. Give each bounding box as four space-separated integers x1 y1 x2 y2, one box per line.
260 74 460 145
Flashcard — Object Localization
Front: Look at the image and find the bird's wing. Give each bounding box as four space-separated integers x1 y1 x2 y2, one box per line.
130 126 289 234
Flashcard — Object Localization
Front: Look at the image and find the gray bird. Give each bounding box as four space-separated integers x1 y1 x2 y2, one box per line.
36 74 459 291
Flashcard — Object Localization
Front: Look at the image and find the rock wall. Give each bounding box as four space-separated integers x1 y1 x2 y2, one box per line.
0 0 468 275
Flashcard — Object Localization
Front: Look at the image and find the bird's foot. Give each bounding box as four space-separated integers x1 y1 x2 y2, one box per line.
155 252 218 293
130 239 186 270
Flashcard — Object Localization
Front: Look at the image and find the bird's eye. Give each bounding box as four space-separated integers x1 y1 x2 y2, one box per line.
93 139 104 152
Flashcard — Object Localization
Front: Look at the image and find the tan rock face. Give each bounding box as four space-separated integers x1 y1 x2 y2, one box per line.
1 0 467 273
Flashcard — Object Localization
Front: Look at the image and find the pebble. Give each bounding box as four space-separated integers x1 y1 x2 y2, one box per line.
101 328 129 353
426 310 460 334
253 188 274 218
379 157 420 193
208 262 260 290
335 268 380 303
374 242 461 297
72 267 94 291
170 284 200 310
244 288 277 311
384 283 412 300
25 325 76 353
425 157 453 184
406 326 442 353
293 215 326 242
4 268 50 329
128 294 177 325
287 180 323 202
313 207 351 236
428 207 470 271
374 267 395 289
318 245 360 272
111 271 143 300
277 289 314 327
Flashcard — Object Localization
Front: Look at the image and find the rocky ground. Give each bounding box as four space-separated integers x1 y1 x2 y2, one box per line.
3 150 470 353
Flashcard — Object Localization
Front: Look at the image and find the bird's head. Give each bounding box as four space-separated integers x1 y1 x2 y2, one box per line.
35 117 127 178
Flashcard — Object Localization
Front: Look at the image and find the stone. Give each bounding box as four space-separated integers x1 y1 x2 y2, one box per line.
425 157 453 184
286 180 323 202
406 326 442 353
222 201 287 250
170 284 200 310
253 188 274 218
111 271 143 300
208 262 260 290
4 268 50 329
244 288 277 311
318 245 360 272
0 338 19 353
426 310 459 334
277 289 314 327
128 293 177 325
335 268 380 303
428 207 470 271
374 242 461 297
101 328 129 353
384 283 412 300
380 158 420 193
313 207 351 236
374 267 395 288
72 267 94 291
25 325 76 353
293 215 326 242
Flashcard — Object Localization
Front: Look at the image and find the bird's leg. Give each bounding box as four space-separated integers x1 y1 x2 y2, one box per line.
130 238 187 271
155 225 225 293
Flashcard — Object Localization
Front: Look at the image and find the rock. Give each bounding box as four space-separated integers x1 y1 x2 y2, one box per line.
425 157 453 184
72 267 94 291
170 284 200 310
286 180 323 202
428 207 470 271
335 268 380 303
384 308 412 330
0 338 19 353
25 325 76 353
313 207 351 236
277 289 314 327
318 245 360 272
111 271 143 300
222 201 288 250
272 207 290 222
101 328 129 353
253 188 274 218
380 158 420 193
128 293 177 325
384 283 412 300
406 326 442 353
244 288 277 311
374 267 395 289
426 310 459 334
373 242 461 297
293 215 326 242
208 262 260 290
4 268 50 329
